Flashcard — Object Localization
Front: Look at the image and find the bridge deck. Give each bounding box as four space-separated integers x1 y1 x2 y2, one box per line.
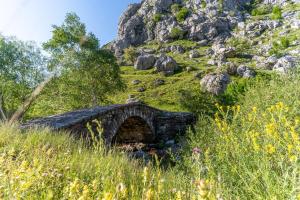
21 103 163 130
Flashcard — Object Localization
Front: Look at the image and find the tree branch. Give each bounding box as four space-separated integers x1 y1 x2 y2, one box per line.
8 77 53 124
0 93 7 121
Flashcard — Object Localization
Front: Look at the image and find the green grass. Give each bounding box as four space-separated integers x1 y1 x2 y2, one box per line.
109 66 201 111
1 72 300 199
107 40 213 112
0 124 193 199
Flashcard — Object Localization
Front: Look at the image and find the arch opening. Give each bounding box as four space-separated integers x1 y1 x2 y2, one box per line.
112 116 155 144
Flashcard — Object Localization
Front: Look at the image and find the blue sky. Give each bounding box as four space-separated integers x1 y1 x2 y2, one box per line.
0 0 140 46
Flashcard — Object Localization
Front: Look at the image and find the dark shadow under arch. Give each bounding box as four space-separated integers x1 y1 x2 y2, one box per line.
112 116 155 144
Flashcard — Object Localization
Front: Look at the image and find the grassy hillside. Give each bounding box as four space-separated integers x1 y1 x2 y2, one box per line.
1 73 300 199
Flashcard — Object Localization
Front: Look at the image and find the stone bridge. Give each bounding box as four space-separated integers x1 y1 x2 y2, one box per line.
22 103 196 146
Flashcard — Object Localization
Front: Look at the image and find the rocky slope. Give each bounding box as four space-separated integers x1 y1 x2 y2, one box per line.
112 0 252 56
107 0 300 108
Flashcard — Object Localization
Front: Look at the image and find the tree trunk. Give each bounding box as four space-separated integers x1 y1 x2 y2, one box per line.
8 77 52 124
0 93 7 121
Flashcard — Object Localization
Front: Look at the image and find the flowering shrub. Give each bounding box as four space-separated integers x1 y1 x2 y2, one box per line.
186 102 300 199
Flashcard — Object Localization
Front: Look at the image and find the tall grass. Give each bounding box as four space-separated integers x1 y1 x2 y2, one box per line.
0 124 204 199
185 73 300 199
0 73 300 199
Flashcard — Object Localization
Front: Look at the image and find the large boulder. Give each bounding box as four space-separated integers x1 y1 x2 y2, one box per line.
244 20 282 38
200 72 231 95
170 45 185 54
237 65 256 78
189 50 201 58
154 55 178 76
134 54 156 70
273 55 298 73
212 43 236 58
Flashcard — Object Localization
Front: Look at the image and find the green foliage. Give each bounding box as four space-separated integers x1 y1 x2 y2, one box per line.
227 37 251 53
218 0 224 12
171 3 181 13
170 27 185 40
201 0 207 8
183 73 300 199
175 7 189 22
0 35 46 119
280 37 290 48
269 37 290 56
2 73 300 199
251 5 272 16
123 46 138 65
271 5 282 20
38 13 124 115
152 13 162 23
178 89 219 116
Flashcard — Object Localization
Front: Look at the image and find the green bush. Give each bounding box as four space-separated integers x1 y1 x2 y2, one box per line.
171 3 181 13
227 37 251 53
170 27 185 40
251 5 272 16
271 5 282 20
201 0 207 8
280 37 290 48
123 46 138 65
152 14 162 23
176 7 189 22
184 73 300 199
269 37 290 56
178 89 219 116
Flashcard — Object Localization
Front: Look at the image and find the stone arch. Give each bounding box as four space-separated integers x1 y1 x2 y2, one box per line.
112 116 155 144
101 105 157 145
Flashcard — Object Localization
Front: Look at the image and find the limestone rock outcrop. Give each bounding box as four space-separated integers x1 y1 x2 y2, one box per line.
200 72 231 95
112 0 252 56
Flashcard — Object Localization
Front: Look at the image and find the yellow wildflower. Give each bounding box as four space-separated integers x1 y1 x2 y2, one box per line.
102 192 114 200
265 123 277 137
145 188 153 200
265 144 276 154
289 155 297 163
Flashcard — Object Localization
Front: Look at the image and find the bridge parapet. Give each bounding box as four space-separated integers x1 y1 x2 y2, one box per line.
22 103 196 146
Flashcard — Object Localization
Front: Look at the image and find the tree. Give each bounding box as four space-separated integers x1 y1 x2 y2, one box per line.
0 35 46 121
41 13 124 112
123 46 138 65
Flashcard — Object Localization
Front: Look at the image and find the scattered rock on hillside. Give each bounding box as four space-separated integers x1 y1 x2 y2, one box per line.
200 72 231 95
257 55 278 70
212 43 236 58
186 66 193 72
153 79 165 87
237 65 256 78
244 20 282 37
171 45 185 54
197 39 208 46
289 49 300 56
139 48 156 54
154 55 178 76
134 54 156 70
273 55 298 73
137 87 146 92
126 95 142 104
132 80 141 85
225 62 238 75
291 19 300 29
189 50 200 58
